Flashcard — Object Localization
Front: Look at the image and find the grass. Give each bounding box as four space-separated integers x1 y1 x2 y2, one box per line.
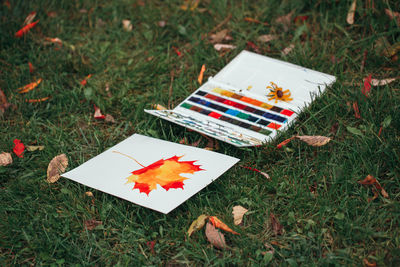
1 0 399 265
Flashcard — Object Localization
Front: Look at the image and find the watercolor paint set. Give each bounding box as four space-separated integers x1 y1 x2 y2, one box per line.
146 50 336 147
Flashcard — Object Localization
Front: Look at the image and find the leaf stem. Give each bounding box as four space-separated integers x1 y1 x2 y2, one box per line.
112 151 145 167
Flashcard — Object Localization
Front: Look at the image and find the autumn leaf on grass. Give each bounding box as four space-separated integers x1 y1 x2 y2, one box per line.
362 74 372 97
93 104 105 119
122 20 132 31
209 216 239 235
84 219 102 230
15 20 39 38
17 78 42 93
346 0 356 24
214 44 236 51
0 152 12 166
187 214 208 237
43 37 63 49
257 34 277 43
358 175 389 202
209 29 231 44
363 258 377 267
270 213 284 236
371 77 397 86
47 154 68 183
28 62 34 73
80 74 92 86
295 135 331 146
13 139 25 158
205 222 226 249
232 206 248 225
26 145 44 151
114 152 203 195
385 8 400 24
0 88 12 114
23 11 37 25
275 11 294 31
281 44 294 56
240 165 270 180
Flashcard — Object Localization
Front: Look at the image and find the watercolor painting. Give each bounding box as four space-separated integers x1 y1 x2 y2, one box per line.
62 134 239 214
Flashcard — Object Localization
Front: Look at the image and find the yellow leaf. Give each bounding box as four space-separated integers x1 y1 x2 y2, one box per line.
295 135 331 146
187 214 208 237
232 206 248 225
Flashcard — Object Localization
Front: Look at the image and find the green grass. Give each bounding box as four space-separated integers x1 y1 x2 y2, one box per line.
1 0 400 265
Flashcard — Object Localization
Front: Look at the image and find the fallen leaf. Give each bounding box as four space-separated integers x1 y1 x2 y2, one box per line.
172 46 182 57
281 44 295 55
270 212 284 236
197 64 206 85
362 74 372 97
80 74 92 86
214 44 236 51
295 135 331 146
244 17 268 26
187 214 208 237
122 20 132 31
246 41 260 53
26 145 44 151
47 154 68 183
363 258 377 267
13 139 25 158
358 175 389 202
330 122 339 136
209 216 239 235
0 89 11 114
94 104 105 119
26 97 50 103
371 77 397 86
105 114 115 123
85 191 94 197
277 136 295 148
17 78 42 93
28 62 34 73
105 83 112 97
204 137 219 151
209 29 229 43
346 0 357 24
240 165 270 179
257 34 277 43
180 0 200 11
353 102 361 119
24 11 37 25
232 206 248 225
15 20 39 38
275 11 294 31
0 152 12 166
152 104 167 110
158 20 166 27
261 242 275 256
44 37 63 48
84 219 102 230
205 222 226 249
385 8 400 24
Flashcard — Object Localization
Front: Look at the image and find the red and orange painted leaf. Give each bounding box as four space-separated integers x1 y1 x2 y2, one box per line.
209 216 239 235
13 139 25 158
26 96 50 103
15 20 39 38
17 78 42 93
197 64 206 85
80 74 92 86
124 155 203 195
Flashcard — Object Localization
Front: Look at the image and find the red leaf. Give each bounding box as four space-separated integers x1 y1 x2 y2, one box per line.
246 41 260 53
13 139 25 158
172 46 182 57
362 74 372 97
28 62 34 73
15 20 39 38
80 74 92 86
93 104 105 119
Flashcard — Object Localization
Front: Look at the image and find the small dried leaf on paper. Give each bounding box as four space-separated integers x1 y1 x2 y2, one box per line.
0 152 12 166
232 206 248 225
84 219 102 230
122 20 132 31
358 175 389 202
385 8 400 24
24 11 37 25
346 0 357 25
257 34 277 43
270 212 284 236
362 74 372 97
26 145 44 151
281 44 295 56
197 64 206 85
17 78 42 93
93 104 105 119
295 135 331 146
47 154 68 183
187 214 208 237
214 44 236 51
209 216 239 235
371 77 397 86
209 29 229 43
205 222 226 249
15 20 39 38
13 139 25 158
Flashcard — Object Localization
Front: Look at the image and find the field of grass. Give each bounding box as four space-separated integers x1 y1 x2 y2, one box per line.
1 0 399 265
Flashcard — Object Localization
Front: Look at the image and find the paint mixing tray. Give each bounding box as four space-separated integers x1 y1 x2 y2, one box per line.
146 50 336 147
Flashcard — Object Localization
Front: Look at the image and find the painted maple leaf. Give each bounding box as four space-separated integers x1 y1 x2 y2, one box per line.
115 152 203 195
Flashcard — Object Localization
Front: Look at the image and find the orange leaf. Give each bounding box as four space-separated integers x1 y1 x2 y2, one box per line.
28 62 34 73
244 17 268 25
15 20 39 38
209 216 239 235
80 74 92 86
26 96 50 103
197 64 206 85
277 136 295 148
17 78 42 93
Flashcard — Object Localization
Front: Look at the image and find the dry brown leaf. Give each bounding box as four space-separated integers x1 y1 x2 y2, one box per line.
270 212 284 236
295 135 331 146
232 205 248 225
158 20 166 27
346 0 357 24
105 114 115 123
47 154 68 183
358 175 389 202
0 89 11 115
257 34 277 43
371 77 397 86
209 29 229 44
261 242 275 256
26 145 44 151
205 222 226 249
84 219 102 230
275 11 294 31
187 214 208 237
122 20 132 31
281 44 294 55
214 44 236 51
0 152 12 166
